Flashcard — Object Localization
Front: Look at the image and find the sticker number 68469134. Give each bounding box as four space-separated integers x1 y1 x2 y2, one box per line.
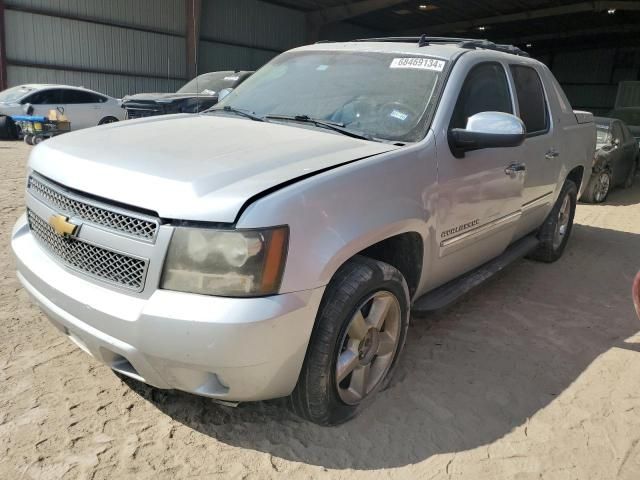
390 57 446 72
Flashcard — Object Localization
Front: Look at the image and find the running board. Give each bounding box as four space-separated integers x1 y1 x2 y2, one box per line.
412 235 540 313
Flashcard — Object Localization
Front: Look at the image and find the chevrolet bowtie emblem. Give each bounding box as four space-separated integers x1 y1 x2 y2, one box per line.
49 214 80 238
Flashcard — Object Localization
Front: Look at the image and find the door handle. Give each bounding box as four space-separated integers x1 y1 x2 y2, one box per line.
505 163 526 176
545 150 560 160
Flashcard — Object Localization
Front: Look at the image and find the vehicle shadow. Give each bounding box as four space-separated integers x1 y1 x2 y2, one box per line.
123 223 640 470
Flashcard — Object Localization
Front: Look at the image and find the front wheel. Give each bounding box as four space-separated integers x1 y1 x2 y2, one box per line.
528 179 577 263
581 170 611 203
290 256 409 425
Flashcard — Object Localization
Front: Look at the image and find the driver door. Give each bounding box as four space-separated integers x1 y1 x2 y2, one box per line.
429 61 525 289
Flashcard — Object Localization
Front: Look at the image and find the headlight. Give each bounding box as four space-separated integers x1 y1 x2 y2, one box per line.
160 226 288 297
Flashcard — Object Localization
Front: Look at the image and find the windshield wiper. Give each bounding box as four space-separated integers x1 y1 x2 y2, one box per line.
207 105 266 122
265 114 375 141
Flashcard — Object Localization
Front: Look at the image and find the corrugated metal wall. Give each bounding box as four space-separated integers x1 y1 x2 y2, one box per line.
537 47 640 115
3 0 310 97
5 0 184 33
319 22 381 42
4 0 186 97
198 0 305 72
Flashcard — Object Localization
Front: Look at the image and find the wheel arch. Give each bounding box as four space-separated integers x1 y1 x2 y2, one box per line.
356 232 423 298
567 165 585 189
98 116 119 125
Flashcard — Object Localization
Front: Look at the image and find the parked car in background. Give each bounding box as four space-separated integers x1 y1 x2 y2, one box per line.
580 117 639 203
609 107 640 146
122 71 252 119
12 37 595 425
0 84 124 130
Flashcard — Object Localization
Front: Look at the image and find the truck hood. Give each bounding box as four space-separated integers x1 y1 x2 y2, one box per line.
30 114 399 223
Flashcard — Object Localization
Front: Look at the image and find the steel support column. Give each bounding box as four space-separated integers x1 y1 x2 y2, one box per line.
0 0 7 90
185 0 202 80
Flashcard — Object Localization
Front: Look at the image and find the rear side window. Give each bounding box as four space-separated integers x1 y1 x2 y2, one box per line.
63 90 105 104
450 63 513 130
510 65 549 135
24 89 63 105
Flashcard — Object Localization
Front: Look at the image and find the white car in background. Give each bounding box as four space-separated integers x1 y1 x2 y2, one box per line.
0 84 124 130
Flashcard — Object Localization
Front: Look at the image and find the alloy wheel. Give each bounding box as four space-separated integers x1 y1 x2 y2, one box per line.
335 291 401 405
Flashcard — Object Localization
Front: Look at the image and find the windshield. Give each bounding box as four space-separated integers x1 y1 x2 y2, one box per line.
596 125 610 147
0 85 34 103
216 50 446 143
178 72 244 95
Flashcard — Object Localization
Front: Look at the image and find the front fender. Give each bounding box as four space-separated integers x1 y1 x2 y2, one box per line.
236 134 438 294
592 148 612 173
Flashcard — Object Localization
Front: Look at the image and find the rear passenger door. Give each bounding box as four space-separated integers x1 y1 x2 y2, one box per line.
61 89 103 130
509 64 560 237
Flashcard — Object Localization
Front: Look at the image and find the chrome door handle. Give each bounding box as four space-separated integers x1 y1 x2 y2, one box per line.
545 150 560 159
505 163 526 176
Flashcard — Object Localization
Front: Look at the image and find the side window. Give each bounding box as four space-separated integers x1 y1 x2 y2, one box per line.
450 63 513 130
611 122 624 143
23 89 63 105
510 65 549 135
63 90 101 104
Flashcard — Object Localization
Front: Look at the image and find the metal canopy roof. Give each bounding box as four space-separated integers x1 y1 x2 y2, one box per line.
266 0 640 51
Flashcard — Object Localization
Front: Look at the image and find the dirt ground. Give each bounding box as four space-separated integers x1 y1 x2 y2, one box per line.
1 140 639 480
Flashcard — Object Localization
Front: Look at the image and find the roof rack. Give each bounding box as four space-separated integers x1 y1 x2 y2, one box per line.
346 35 530 57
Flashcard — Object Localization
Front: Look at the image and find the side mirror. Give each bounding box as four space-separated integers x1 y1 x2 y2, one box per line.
217 88 233 102
22 103 34 115
449 111 526 158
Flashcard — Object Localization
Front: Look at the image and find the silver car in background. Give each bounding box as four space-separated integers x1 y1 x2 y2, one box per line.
12 37 595 425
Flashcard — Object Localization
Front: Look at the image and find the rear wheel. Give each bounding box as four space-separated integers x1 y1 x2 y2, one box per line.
528 179 577 263
98 116 119 125
582 170 611 203
290 256 409 425
23 134 34 145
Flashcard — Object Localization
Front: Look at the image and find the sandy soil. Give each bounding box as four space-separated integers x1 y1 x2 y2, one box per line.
1 140 640 479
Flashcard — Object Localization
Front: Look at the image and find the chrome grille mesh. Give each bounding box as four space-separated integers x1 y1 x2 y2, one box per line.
27 210 147 291
28 175 158 241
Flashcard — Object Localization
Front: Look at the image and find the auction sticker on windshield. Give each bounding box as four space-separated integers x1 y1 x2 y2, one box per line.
390 57 445 72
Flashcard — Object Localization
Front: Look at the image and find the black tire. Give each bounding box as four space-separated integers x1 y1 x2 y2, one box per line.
528 179 577 263
98 116 119 125
624 160 638 189
0 115 18 140
581 169 611 203
290 256 410 425
23 134 34 146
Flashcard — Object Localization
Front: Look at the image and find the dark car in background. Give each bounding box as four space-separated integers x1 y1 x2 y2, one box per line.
122 71 253 119
609 107 640 146
580 117 639 203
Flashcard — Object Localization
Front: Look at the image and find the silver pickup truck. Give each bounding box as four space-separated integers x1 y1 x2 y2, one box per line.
12 37 595 425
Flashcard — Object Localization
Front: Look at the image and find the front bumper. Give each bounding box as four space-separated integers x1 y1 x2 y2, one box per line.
12 213 324 401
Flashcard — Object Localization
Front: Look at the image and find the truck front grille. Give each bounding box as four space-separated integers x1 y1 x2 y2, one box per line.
125 107 162 119
27 209 148 291
28 174 159 241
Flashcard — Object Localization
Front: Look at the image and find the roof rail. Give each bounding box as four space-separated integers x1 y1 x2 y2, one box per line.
347 35 530 57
